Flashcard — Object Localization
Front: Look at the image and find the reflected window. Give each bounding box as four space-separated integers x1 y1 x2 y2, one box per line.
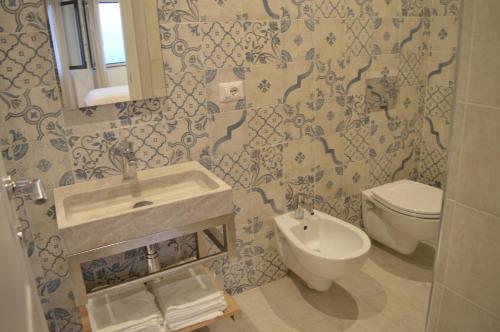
98 1 126 65
61 0 86 69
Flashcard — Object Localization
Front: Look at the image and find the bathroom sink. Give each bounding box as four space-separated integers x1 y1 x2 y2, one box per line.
54 162 233 255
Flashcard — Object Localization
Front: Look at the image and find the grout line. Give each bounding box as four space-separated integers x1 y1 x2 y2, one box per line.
457 101 500 111
440 283 500 321
463 0 477 103
454 200 500 221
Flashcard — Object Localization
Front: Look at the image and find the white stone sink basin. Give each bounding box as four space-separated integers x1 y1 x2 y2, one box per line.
54 162 233 255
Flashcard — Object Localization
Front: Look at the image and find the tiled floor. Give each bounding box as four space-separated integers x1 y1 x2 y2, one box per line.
202 242 435 332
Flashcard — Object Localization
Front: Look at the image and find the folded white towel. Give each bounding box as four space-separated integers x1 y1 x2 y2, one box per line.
164 292 225 313
165 299 227 321
166 311 223 331
150 273 226 314
87 284 163 332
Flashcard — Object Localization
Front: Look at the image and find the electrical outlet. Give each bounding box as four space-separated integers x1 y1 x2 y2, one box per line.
219 81 244 103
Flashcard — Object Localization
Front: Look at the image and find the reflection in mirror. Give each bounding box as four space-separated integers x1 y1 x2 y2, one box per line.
46 0 165 110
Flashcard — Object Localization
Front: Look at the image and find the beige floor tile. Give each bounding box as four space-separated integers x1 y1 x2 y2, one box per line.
205 242 434 332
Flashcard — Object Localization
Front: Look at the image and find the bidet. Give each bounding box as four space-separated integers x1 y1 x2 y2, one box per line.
274 210 371 291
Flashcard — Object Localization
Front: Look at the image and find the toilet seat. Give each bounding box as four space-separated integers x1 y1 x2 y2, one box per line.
370 180 443 219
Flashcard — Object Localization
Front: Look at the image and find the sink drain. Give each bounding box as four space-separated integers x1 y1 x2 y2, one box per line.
132 201 153 209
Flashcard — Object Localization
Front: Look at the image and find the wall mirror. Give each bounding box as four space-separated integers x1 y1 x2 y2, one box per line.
47 0 165 111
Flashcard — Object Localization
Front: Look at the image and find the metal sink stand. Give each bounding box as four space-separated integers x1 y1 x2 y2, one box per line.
67 213 236 306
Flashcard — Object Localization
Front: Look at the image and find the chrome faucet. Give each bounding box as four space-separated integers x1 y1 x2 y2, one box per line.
115 141 137 180
2 176 47 204
294 193 313 219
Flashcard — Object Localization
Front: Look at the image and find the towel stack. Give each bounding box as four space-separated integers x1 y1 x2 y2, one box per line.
87 284 163 332
150 270 227 331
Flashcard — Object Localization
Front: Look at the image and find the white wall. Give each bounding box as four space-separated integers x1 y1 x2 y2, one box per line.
70 68 95 108
105 65 128 86
426 0 500 330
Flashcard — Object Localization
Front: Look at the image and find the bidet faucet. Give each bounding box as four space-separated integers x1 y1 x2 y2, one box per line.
294 193 313 220
115 141 137 180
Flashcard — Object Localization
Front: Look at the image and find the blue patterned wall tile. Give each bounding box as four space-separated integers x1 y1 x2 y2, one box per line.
212 150 255 190
371 0 402 18
401 0 424 17
245 63 284 107
67 130 121 182
283 102 315 141
247 106 284 149
116 97 167 126
313 99 346 138
157 0 202 23
344 55 371 96
0 0 48 33
345 17 374 56
210 109 249 155
283 137 318 178
369 152 394 186
165 70 207 120
160 23 203 74
280 19 315 63
428 16 459 52
165 113 210 165
283 0 315 20
345 0 375 17
314 166 343 203
0 32 56 90
426 50 456 87
372 17 400 55
425 85 452 125
118 122 170 170
429 0 460 17
240 0 282 20
314 57 346 104
399 17 429 54
282 60 316 106
208 256 257 295
3 138 72 190
252 144 284 186
205 66 246 113
0 86 64 144
417 138 447 188
314 18 346 61
398 51 424 87
314 0 348 18
343 123 374 164
252 249 287 287
284 172 315 211
243 20 282 65
202 21 245 68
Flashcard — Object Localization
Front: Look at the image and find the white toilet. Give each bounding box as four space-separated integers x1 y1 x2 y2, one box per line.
362 180 443 255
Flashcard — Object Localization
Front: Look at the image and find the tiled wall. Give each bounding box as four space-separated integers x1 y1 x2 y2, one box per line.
418 0 459 187
426 0 500 330
0 0 459 331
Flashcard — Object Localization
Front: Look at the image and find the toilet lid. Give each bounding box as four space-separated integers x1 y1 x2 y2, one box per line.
371 180 443 218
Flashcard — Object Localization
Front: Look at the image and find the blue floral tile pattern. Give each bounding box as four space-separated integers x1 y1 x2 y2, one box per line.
160 23 203 73
0 0 48 32
0 0 461 329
